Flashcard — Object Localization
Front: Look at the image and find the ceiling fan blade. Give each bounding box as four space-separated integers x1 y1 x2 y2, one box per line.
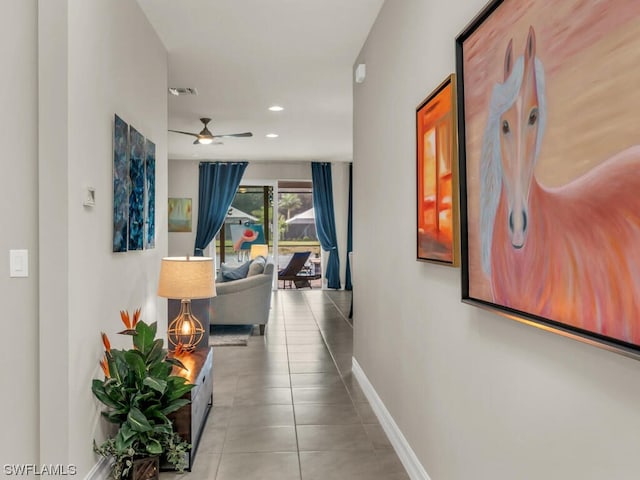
169 129 199 138
212 132 253 138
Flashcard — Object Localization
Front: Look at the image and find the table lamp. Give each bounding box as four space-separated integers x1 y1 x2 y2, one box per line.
157 256 215 352
250 244 269 259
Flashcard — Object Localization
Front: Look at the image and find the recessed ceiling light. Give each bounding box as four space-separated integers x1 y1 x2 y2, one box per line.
268 105 284 112
266 133 279 138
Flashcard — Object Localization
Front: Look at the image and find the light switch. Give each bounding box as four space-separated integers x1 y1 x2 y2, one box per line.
10 249 28 278
83 187 96 207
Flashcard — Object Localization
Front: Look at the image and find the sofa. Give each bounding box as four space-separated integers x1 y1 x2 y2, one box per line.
169 257 275 337
210 258 274 335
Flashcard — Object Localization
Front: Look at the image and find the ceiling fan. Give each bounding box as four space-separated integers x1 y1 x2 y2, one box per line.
169 118 253 145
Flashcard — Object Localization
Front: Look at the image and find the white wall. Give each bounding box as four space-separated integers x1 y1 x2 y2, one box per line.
331 162 350 289
244 161 313 182
168 160 316 257
353 1 640 479
39 0 72 467
0 0 39 467
39 0 168 475
253 160 350 287
168 160 199 257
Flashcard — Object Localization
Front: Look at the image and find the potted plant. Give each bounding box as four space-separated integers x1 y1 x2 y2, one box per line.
92 309 194 480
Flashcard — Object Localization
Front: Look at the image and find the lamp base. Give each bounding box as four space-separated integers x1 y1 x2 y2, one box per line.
167 299 205 352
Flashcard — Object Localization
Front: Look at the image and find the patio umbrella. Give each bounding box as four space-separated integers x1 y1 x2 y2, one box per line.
226 206 258 222
285 207 315 224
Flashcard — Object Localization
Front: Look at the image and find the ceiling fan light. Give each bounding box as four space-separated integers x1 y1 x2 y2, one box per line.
268 105 284 112
197 137 214 145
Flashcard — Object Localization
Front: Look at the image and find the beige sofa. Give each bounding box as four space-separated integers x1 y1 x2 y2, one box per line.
210 260 274 335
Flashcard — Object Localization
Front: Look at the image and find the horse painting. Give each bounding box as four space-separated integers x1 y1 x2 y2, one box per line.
479 26 640 345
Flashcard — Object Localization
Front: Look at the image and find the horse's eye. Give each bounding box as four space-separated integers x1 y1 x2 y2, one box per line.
502 120 510 134
528 108 538 125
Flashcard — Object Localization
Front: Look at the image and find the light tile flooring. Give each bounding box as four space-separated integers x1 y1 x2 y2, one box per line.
164 290 409 480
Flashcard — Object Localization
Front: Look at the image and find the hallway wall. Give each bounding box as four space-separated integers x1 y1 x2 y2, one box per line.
38 0 168 475
0 0 39 467
352 1 640 479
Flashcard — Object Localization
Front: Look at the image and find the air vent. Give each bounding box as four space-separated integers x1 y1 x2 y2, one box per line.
168 87 198 96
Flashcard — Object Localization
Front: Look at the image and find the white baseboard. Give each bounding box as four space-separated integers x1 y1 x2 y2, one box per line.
352 357 431 480
84 457 111 480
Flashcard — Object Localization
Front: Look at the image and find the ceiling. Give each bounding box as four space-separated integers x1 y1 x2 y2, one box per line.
137 0 385 162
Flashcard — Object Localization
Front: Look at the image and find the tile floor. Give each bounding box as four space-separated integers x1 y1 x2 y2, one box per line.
163 289 409 480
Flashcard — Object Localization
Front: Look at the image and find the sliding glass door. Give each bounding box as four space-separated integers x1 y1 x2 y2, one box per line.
215 185 272 267
212 181 322 290
277 181 321 288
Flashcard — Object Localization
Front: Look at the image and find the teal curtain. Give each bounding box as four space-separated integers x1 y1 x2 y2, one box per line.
311 162 341 289
345 162 353 290
194 161 248 256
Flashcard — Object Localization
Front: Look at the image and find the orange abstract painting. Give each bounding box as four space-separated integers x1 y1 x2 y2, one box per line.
416 74 459 265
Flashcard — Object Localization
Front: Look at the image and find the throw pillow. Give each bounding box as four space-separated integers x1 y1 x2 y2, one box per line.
220 260 251 282
247 255 266 277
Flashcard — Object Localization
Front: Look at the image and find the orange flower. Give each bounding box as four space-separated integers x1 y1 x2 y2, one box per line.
120 310 131 329
99 355 110 378
132 308 141 328
101 332 111 353
174 342 186 357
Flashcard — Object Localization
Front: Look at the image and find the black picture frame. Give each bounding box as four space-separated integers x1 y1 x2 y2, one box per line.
455 0 640 359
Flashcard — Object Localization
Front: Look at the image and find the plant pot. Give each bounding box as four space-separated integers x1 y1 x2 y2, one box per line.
130 456 159 480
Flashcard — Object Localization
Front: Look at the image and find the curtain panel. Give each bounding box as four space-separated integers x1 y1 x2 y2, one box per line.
345 162 353 290
194 161 248 256
311 162 341 289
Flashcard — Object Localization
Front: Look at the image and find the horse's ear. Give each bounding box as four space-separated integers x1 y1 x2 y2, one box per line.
504 39 513 81
526 26 536 61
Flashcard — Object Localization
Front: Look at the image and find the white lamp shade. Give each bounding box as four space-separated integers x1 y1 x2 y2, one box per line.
157 256 216 299
250 244 269 259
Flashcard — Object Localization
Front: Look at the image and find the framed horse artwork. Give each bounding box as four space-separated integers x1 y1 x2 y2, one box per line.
456 0 640 358
416 74 459 266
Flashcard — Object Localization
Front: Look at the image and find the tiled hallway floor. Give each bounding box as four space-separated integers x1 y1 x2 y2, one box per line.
164 290 409 480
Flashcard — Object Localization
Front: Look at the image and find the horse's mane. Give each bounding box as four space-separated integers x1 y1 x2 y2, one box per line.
479 56 546 275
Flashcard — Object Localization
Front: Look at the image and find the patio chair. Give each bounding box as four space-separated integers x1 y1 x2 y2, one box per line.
278 251 320 289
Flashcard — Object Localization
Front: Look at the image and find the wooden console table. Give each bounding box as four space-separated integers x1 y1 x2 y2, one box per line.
166 347 213 471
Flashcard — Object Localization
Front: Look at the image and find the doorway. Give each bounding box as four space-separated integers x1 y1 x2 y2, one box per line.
212 181 322 289
277 181 321 289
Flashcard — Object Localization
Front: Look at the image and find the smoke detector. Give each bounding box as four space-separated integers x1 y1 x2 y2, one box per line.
168 87 198 96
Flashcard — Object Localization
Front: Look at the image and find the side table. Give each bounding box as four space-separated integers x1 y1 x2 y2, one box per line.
165 347 213 471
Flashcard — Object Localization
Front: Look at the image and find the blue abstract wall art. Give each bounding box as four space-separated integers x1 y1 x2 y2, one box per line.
145 139 156 249
113 114 156 252
128 126 145 250
113 115 129 252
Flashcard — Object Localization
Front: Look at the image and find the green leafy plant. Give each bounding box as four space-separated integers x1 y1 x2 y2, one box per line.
92 309 194 479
